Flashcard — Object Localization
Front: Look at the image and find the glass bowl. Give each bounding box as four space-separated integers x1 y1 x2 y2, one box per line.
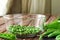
3 14 46 38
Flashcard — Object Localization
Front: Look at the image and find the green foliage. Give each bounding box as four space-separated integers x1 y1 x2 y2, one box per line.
44 18 60 30
39 17 60 40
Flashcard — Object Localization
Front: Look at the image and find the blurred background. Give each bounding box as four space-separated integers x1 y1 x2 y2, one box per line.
0 0 60 16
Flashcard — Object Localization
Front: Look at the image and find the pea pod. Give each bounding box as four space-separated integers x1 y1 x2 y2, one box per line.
56 35 60 40
0 33 16 40
48 30 60 37
39 29 55 40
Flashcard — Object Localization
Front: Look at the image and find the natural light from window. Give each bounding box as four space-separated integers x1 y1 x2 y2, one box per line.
0 0 8 16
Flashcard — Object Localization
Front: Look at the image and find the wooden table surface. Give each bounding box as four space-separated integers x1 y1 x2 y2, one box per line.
0 14 56 40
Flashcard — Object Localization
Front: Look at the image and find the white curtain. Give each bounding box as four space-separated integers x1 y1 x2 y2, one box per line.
0 0 46 15
30 0 45 14
22 0 28 13
30 0 39 13
22 0 45 14
0 0 13 16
